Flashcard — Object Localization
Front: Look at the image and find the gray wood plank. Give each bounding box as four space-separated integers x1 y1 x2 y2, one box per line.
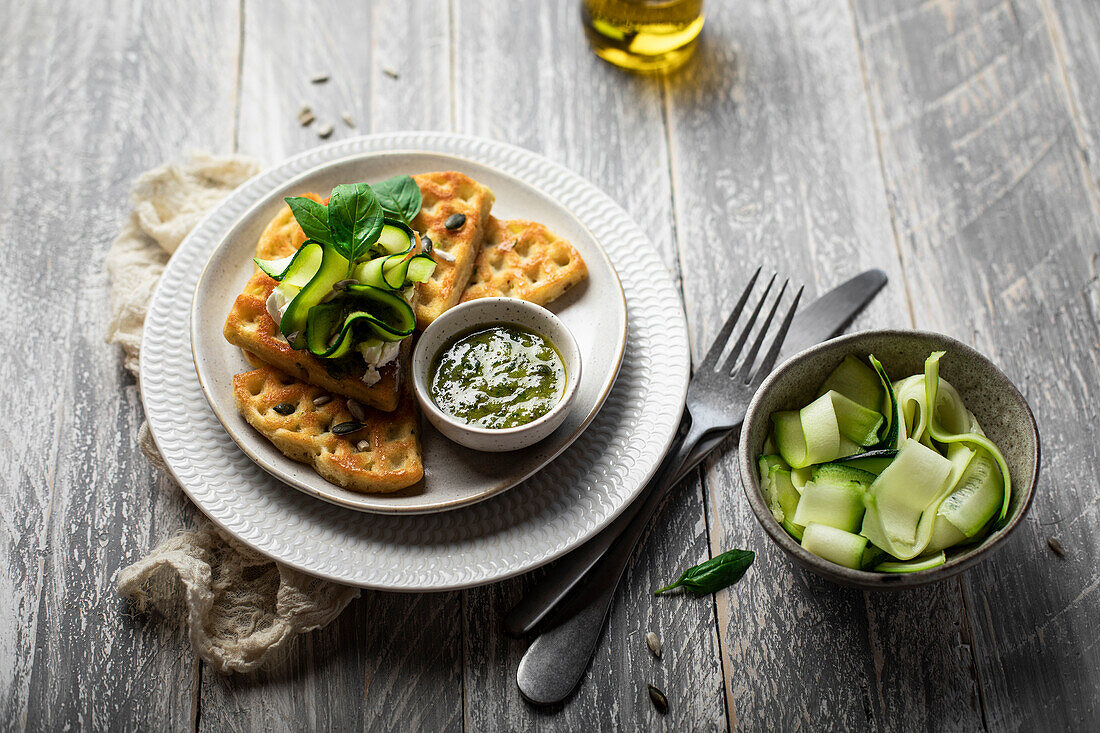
852 0 1100 729
452 2 725 730
234 0 372 162
197 598 370 733
665 1 986 730
370 0 452 133
197 592 463 733
0 1 240 729
1041 0 1100 195
198 3 465 731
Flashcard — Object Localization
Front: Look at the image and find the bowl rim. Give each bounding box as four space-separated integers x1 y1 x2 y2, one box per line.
411 297 583 439
737 328 1041 589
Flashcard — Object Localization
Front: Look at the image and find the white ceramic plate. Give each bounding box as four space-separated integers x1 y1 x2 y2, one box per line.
191 151 627 514
141 132 689 590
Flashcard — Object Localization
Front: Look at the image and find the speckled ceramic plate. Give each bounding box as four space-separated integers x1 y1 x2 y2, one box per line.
140 132 689 590
191 151 627 514
739 330 1040 589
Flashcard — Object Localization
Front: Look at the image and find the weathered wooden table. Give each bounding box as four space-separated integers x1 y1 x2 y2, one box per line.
4 0 1098 729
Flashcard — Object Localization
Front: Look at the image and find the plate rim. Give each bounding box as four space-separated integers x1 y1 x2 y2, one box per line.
139 132 689 590
188 149 628 514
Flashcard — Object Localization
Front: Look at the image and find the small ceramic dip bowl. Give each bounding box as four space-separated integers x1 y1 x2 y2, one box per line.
412 298 582 452
738 329 1040 590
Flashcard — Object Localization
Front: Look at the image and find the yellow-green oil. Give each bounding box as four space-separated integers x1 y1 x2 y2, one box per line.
581 0 704 72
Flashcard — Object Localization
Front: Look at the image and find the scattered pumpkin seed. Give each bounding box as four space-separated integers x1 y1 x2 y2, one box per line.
298 105 315 126
382 67 399 79
444 213 466 230
421 235 433 253
273 402 296 415
647 684 668 715
1047 537 1066 557
332 421 364 435
645 631 662 659
434 248 456 262
356 440 370 451
310 73 330 84
312 395 332 407
342 112 356 128
347 399 367 422
317 124 335 139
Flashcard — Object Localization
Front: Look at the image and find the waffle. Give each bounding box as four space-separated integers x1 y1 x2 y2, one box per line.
411 171 495 327
461 217 588 305
222 271 403 411
224 174 585 494
233 364 422 493
254 193 322 261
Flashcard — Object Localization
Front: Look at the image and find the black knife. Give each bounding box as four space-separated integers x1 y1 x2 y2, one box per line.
505 269 887 639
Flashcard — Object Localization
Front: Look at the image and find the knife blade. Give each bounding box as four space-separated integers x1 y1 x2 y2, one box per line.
504 269 887 638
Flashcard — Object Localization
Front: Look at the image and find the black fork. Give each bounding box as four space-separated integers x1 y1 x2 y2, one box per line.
514 270 803 705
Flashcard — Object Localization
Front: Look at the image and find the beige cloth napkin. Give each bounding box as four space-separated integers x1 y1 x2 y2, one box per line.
107 152 359 674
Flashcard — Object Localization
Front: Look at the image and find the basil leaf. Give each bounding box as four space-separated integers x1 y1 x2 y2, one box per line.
328 183 384 261
654 549 754 595
284 196 333 246
372 175 422 225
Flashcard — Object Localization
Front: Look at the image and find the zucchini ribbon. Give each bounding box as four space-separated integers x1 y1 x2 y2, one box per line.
253 218 436 358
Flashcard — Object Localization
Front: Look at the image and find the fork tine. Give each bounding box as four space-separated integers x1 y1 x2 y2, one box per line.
719 273 776 375
697 267 762 372
735 279 789 382
749 285 804 387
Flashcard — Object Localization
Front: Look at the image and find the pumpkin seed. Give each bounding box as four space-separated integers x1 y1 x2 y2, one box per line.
331 421 364 435
317 124 335 139
273 402 296 415
341 112 356 128
444 213 466 230
298 105 315 126
356 440 369 451
310 73 330 84
647 684 668 714
1047 537 1066 557
312 395 331 407
645 631 662 659
382 67 399 79
347 399 366 422
421 235 433 253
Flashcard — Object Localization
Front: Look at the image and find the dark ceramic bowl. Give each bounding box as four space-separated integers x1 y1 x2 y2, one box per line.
738 330 1040 589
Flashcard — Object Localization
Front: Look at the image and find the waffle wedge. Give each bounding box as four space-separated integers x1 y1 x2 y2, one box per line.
254 192 322 261
461 217 588 305
411 171 494 327
223 271 403 411
233 364 422 493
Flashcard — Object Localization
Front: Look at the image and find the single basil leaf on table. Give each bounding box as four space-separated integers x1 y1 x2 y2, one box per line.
654 549 755 595
284 196 334 246
372 174 422 225
328 183 384 262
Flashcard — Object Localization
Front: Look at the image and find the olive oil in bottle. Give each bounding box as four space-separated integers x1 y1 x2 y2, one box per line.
581 0 704 72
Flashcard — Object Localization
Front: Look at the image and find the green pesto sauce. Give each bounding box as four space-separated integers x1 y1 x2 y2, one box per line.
429 324 565 429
